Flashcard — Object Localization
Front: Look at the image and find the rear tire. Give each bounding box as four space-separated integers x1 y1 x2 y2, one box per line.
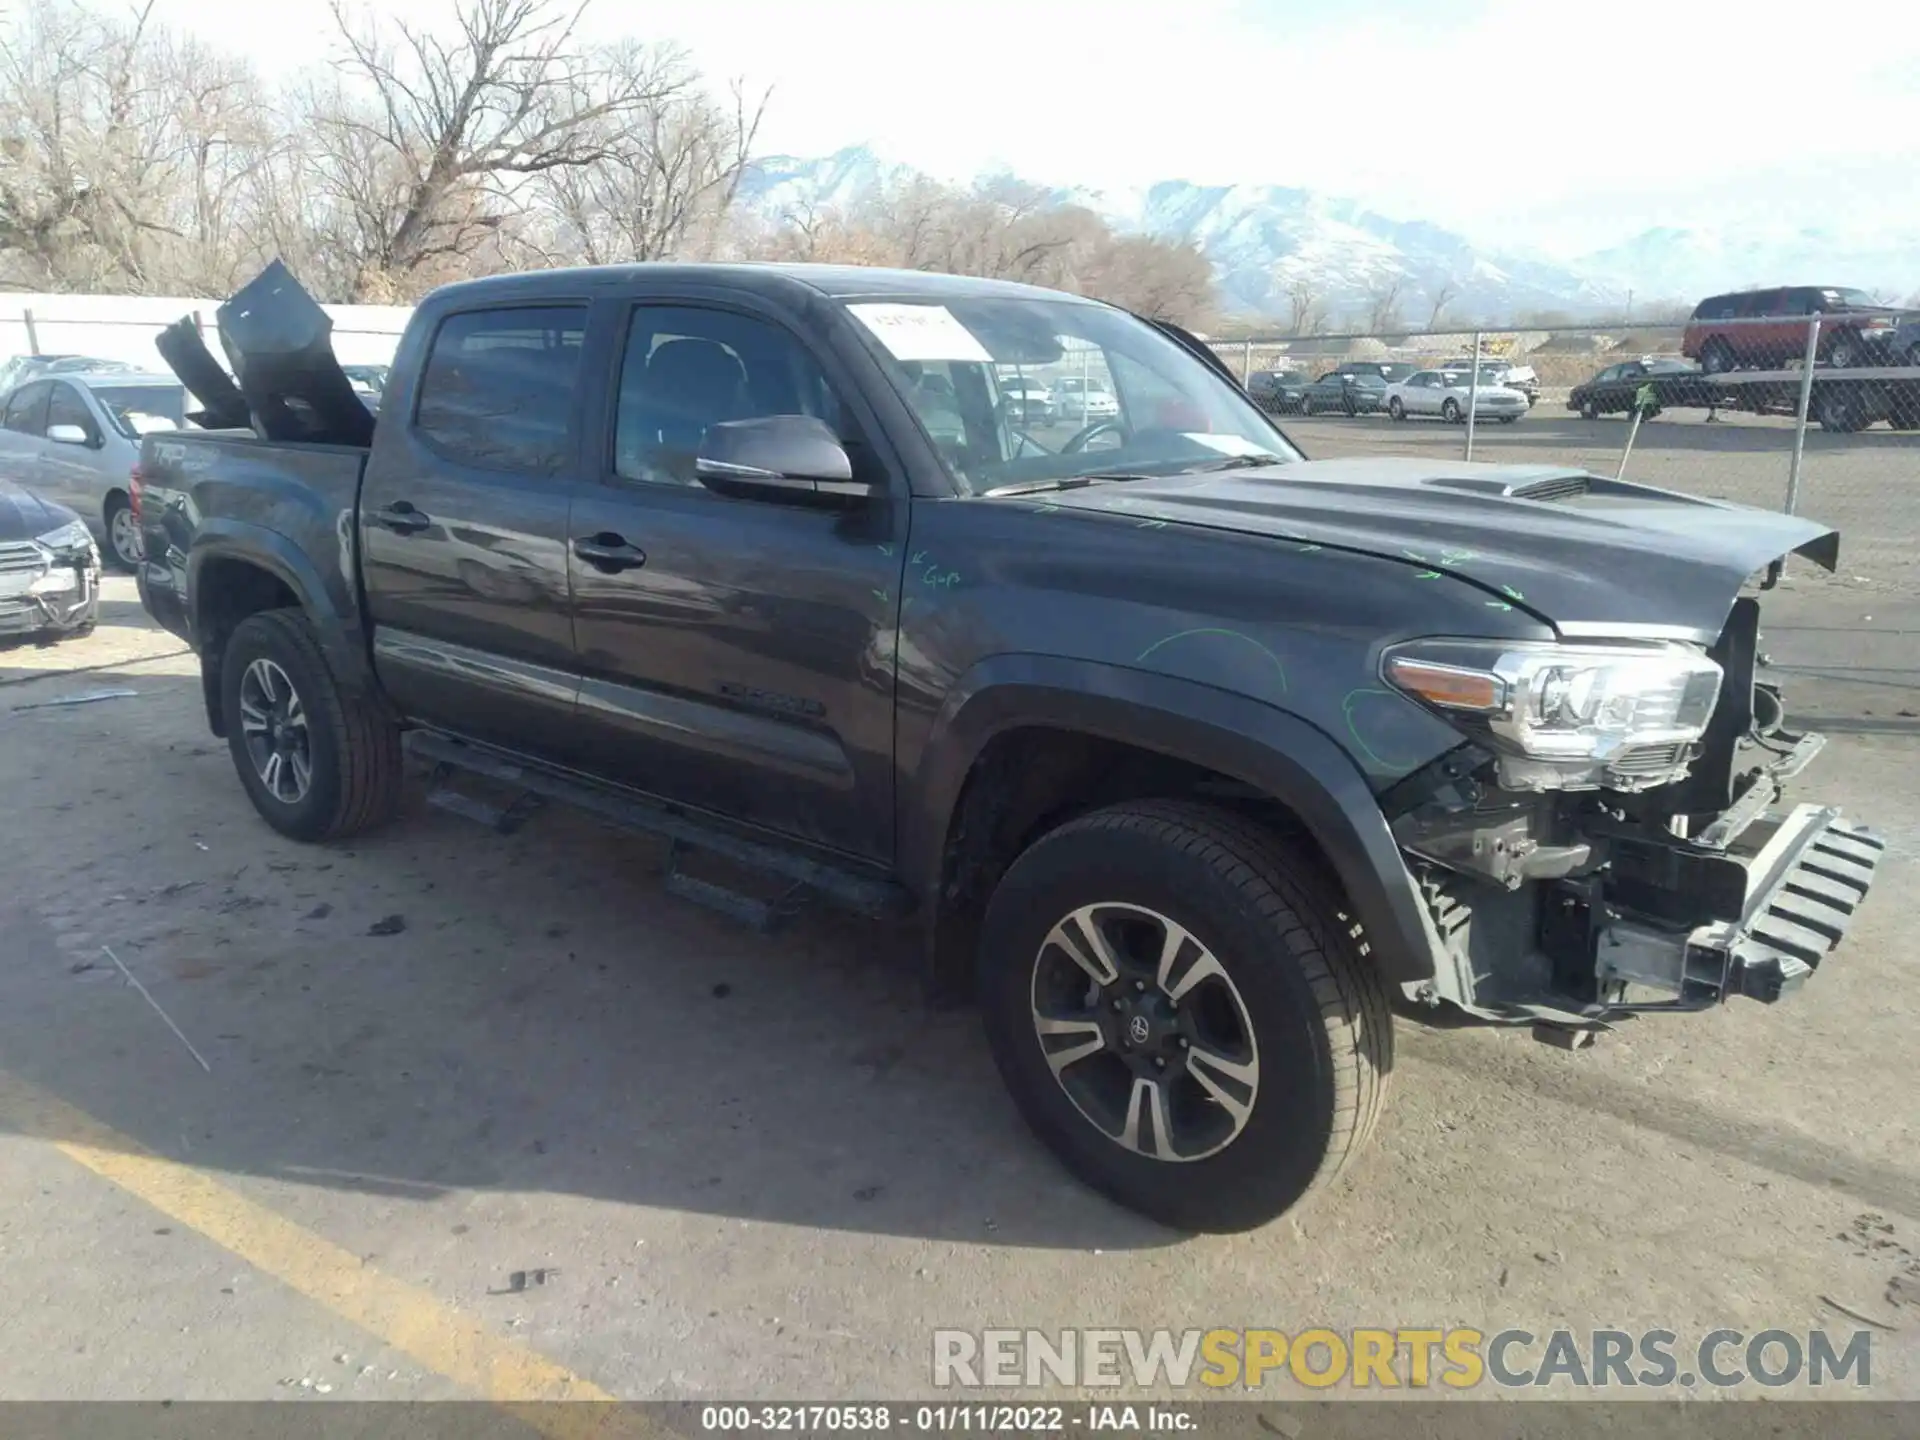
1441 398 1461 423
977 799 1392 1233
1816 390 1867 434
221 609 404 843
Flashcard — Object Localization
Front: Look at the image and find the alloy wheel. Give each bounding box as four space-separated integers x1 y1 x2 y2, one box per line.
1028 902 1260 1162
109 506 143 567
238 658 314 804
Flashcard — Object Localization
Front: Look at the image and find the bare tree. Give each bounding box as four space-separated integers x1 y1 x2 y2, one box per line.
1285 279 1326 337
310 0 691 299
538 45 767 266
732 173 1216 328
1426 279 1457 331
1367 277 1403 334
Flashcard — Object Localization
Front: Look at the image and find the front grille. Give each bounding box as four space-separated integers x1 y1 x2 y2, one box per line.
0 541 45 574
1610 742 1690 776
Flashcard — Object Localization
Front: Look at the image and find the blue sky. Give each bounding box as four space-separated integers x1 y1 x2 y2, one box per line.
167 0 1920 258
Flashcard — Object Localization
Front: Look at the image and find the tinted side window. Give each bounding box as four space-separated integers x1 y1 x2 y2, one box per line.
47 383 100 443
3 381 50 436
613 305 849 487
414 306 587 476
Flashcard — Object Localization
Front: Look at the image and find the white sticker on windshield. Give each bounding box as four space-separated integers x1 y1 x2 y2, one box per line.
1181 432 1270 457
848 303 993 364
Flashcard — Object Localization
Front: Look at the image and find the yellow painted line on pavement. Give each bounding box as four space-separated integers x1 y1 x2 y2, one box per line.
0 1068 654 1440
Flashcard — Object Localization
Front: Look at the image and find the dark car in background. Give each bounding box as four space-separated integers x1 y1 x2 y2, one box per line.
1888 316 1920 369
0 479 101 643
1300 371 1387 416
1247 369 1311 413
1333 361 1419 385
1568 358 1716 419
1683 286 1903 373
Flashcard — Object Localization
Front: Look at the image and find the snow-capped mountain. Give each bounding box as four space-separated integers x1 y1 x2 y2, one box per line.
734 146 1920 323
1063 179 1617 321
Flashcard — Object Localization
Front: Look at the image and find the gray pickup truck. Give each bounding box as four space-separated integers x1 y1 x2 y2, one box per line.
134 260 1882 1233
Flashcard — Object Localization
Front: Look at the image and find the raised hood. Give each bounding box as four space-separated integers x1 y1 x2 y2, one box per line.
1043 457 1838 644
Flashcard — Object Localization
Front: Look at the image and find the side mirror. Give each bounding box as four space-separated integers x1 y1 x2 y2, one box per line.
46 423 91 446
695 415 873 506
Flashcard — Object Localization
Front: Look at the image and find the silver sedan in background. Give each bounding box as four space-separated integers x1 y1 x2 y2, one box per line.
0 371 190 569
1384 369 1530 424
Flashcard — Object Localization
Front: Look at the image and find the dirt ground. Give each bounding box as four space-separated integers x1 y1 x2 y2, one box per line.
1 563 1916 1413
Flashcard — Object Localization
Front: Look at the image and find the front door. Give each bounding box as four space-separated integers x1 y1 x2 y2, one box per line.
358 302 589 758
41 380 107 528
566 299 908 863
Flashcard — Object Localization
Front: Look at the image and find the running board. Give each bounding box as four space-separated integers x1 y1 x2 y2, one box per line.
424 761 545 834
404 731 911 923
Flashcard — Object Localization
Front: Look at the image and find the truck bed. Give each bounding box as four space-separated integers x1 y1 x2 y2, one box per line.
136 429 371 651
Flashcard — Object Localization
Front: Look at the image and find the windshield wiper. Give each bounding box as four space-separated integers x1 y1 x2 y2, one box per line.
1182 453 1289 473
982 473 1162 497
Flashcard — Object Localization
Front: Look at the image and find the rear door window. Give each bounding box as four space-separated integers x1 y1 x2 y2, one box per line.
3 381 51 436
414 306 588 476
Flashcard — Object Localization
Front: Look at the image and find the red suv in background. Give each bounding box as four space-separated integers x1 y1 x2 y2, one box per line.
1682 286 1903 373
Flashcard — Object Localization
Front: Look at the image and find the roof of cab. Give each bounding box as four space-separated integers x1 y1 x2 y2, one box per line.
419 261 1102 310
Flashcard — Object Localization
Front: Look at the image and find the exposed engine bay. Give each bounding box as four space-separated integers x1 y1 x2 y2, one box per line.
1383 590 1885 1034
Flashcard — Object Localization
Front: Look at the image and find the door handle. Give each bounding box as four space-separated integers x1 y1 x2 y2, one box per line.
572 533 647 573
369 501 431 535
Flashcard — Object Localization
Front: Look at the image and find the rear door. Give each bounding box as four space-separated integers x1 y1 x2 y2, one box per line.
564 295 909 863
0 382 52 492
359 302 591 758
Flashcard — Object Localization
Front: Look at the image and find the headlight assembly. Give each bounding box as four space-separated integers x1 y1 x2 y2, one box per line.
1383 637 1724 792
35 519 95 555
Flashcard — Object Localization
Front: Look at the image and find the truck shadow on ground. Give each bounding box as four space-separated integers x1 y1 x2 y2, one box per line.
0 665 1184 1250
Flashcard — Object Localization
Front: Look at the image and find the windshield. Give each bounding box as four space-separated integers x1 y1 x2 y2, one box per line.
93 384 186 437
844 297 1300 491
1825 288 1880 308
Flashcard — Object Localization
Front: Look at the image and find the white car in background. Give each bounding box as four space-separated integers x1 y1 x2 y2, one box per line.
1439 356 1539 406
1384 369 1529 424
1051 375 1120 421
0 370 190 568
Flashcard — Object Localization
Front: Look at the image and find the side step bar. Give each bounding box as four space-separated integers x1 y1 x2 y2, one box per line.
405 730 912 924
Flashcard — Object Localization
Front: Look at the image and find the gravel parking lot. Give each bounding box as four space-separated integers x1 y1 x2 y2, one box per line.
2 535 1917 1410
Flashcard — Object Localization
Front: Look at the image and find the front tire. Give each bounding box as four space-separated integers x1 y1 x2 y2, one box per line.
977 800 1392 1233
1441 398 1461 423
1387 397 1405 421
221 609 404 842
1700 338 1736 374
1580 397 1600 420
104 494 142 571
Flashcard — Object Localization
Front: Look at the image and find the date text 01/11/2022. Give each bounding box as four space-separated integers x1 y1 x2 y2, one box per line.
697 1404 1196 1432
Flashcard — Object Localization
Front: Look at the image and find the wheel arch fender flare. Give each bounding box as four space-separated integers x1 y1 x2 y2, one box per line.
904 654 1442 986
189 523 371 685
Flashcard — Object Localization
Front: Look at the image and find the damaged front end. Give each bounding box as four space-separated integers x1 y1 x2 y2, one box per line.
1381 589 1884 1036
0 525 101 641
